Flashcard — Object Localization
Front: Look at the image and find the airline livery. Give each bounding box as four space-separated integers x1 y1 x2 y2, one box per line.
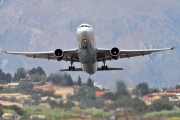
5 23 173 75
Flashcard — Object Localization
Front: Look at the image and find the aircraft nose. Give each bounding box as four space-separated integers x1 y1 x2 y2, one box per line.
77 28 92 37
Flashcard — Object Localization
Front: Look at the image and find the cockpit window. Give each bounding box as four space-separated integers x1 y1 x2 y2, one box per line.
79 25 90 28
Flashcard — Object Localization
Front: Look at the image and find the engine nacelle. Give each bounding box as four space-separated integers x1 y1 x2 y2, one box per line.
54 49 64 61
110 47 120 60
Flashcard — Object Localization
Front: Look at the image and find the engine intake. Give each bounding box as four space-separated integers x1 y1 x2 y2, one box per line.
54 49 64 61
110 47 120 60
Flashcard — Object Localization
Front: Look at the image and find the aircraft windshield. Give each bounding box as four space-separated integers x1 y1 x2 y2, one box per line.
79 25 90 28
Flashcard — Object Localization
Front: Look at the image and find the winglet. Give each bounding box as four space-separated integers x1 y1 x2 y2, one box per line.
171 47 174 50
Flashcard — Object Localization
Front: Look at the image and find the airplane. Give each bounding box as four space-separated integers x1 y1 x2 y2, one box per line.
5 23 174 75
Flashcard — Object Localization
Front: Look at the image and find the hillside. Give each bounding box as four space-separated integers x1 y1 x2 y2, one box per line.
0 0 180 88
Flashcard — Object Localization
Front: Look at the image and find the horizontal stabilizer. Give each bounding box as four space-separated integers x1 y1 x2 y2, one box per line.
97 67 123 71
60 67 123 71
60 68 83 71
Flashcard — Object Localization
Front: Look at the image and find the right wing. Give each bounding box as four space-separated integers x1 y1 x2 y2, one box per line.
5 49 79 62
96 47 174 62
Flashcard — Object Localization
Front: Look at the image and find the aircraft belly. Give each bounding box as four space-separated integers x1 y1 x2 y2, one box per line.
82 62 98 75
78 48 97 75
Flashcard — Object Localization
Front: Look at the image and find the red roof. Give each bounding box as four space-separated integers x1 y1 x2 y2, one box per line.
146 93 161 97
96 91 105 97
45 88 55 93
164 88 180 93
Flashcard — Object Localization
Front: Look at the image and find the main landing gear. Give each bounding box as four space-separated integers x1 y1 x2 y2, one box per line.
69 60 75 71
101 60 108 70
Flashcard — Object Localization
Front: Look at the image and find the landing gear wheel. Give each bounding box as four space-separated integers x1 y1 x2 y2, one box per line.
105 65 108 70
102 65 104 70
72 66 75 71
69 66 71 71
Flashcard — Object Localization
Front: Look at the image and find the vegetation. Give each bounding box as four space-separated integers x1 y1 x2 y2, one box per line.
152 96 173 111
144 110 180 118
77 75 82 86
47 73 73 86
13 67 26 81
0 105 25 116
87 77 94 87
0 69 12 83
1 67 180 119
133 82 160 96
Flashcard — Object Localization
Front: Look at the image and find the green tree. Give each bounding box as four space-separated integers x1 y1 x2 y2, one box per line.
71 86 96 107
29 67 46 76
31 94 41 101
0 108 4 117
152 96 173 111
9 105 25 116
17 81 34 94
77 75 82 86
94 97 105 108
13 67 26 81
64 100 75 109
135 82 149 96
131 98 147 112
0 69 12 84
67 75 73 86
5 73 12 83
102 92 116 101
175 84 180 89
87 78 94 87
36 66 46 76
9 105 24 116
47 73 62 84
115 81 130 99
149 87 160 93
10 96 17 102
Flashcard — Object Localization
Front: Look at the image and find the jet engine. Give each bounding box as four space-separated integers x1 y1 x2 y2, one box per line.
110 47 120 60
54 49 64 61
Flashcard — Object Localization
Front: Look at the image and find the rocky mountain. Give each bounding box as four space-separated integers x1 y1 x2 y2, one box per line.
0 0 179 88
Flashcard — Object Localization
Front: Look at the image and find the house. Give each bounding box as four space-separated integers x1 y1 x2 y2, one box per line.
141 93 161 105
20 78 31 82
142 92 177 105
2 113 20 120
30 115 47 119
96 91 105 97
104 99 113 105
8 82 19 89
54 87 74 100
164 88 180 93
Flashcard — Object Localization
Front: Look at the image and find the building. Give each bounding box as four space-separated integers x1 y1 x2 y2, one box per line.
8 82 19 89
164 88 180 94
20 78 31 82
54 87 74 100
142 92 177 105
141 93 162 105
2 113 20 120
96 91 105 97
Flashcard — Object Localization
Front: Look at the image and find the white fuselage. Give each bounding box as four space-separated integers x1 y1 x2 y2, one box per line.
76 24 98 75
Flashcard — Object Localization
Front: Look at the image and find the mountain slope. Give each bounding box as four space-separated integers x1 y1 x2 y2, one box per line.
0 0 179 88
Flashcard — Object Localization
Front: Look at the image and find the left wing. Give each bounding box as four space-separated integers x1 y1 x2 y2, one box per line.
96 47 174 62
5 49 79 62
